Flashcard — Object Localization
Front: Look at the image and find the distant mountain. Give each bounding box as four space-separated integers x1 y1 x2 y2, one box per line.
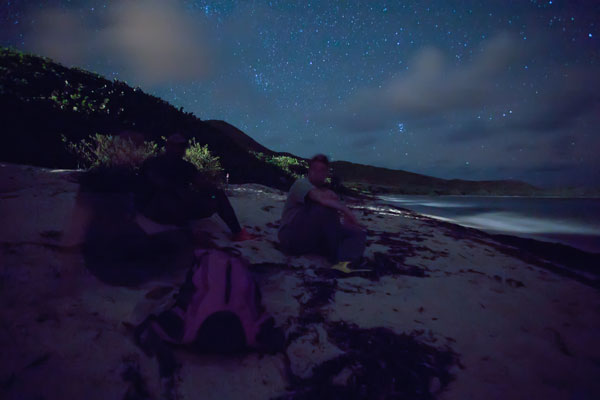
330 160 543 196
0 47 578 196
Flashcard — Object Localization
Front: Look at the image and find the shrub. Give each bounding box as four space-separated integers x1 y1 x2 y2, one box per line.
183 138 223 181
252 152 308 178
62 133 160 170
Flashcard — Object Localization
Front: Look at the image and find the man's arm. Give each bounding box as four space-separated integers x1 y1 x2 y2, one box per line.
307 188 363 227
307 188 339 206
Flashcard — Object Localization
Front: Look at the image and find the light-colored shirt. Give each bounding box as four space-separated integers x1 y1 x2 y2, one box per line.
280 177 315 230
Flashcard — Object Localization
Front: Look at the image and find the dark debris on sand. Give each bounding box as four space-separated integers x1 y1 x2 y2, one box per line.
277 268 459 400
285 277 338 344
278 322 459 400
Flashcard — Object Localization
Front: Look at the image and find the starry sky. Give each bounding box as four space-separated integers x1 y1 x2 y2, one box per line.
1 0 599 188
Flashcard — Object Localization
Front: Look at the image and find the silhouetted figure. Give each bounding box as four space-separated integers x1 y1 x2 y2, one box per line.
135 133 255 241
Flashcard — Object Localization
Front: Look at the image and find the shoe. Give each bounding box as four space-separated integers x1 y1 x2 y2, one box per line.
331 260 371 273
231 228 259 242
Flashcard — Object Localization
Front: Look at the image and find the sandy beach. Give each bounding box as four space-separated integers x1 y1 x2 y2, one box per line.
1 162 599 400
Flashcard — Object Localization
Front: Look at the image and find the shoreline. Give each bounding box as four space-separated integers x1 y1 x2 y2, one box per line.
373 194 600 254
414 211 600 255
382 193 600 199
382 203 600 289
345 181 600 199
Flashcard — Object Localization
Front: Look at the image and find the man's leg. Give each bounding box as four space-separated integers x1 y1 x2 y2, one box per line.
187 186 242 234
336 224 367 264
212 189 242 234
279 201 343 263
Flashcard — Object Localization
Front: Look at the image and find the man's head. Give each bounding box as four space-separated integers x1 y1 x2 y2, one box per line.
307 154 330 187
165 133 188 158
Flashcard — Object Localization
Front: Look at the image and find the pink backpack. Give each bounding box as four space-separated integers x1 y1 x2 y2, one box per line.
146 249 282 353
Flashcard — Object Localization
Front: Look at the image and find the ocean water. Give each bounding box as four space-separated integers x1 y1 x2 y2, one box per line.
378 195 600 254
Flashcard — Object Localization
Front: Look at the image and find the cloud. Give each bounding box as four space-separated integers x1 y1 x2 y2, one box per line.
331 32 599 136
28 9 93 66
101 1 213 85
333 33 519 132
445 68 599 142
384 33 517 114
504 69 599 132
27 1 214 86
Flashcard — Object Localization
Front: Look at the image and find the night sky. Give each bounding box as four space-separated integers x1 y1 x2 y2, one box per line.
1 1 598 188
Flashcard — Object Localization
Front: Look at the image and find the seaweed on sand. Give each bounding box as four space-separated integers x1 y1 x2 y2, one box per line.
278 321 459 400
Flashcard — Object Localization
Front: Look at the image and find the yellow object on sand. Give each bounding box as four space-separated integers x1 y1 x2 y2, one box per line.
331 261 371 273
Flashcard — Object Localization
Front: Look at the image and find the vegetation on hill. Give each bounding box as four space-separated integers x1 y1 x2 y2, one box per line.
3 47 592 196
62 133 223 182
252 152 308 179
62 133 160 170
183 138 223 181
0 47 295 189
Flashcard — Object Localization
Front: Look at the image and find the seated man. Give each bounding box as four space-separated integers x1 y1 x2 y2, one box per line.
278 154 366 265
135 133 254 241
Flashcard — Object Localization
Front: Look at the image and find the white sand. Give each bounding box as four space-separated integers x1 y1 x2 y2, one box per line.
1 162 599 400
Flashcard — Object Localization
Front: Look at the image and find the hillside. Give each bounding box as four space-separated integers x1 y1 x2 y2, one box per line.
204 120 275 156
0 48 295 189
0 47 561 196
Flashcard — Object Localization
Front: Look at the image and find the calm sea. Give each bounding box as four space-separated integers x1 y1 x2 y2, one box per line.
378 195 600 254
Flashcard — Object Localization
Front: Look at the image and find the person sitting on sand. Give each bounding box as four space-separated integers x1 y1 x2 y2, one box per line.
135 133 255 241
278 154 366 267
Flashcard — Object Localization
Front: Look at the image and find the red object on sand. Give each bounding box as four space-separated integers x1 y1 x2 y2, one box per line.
232 227 259 242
